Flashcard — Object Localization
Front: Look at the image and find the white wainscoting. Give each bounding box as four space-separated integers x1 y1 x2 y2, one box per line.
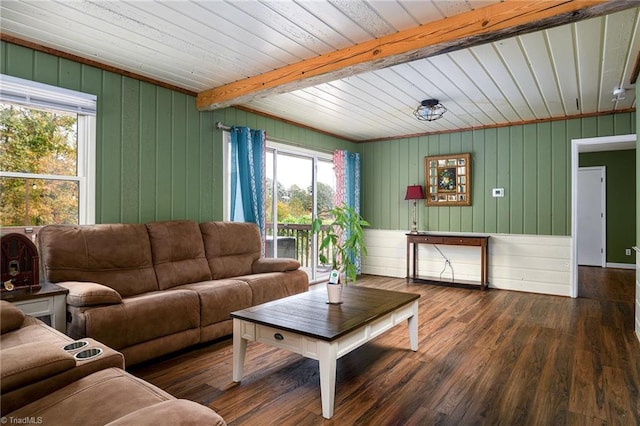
362 230 572 297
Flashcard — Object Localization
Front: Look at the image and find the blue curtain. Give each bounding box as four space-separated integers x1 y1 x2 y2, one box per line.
333 150 362 272
230 126 266 239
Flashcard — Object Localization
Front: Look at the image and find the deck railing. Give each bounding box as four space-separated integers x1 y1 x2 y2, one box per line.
265 222 331 268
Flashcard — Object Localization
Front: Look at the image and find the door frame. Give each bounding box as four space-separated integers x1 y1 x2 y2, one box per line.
570 134 636 298
577 166 606 268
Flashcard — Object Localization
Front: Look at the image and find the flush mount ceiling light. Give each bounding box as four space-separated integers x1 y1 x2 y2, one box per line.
413 99 447 121
612 87 626 102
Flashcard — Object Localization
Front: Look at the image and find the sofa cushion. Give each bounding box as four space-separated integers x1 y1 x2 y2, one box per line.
238 269 310 306
175 279 252 326
81 290 200 350
7 368 225 425
200 221 262 279
59 281 122 307
1 342 76 393
105 400 226 426
252 257 301 273
146 220 212 290
38 224 159 297
1 300 25 334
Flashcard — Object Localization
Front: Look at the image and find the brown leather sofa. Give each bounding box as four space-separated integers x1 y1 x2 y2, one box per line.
1 300 124 415
38 220 309 366
1 301 226 425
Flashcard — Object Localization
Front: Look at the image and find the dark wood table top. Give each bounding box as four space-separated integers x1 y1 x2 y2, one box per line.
1 282 68 302
231 285 420 341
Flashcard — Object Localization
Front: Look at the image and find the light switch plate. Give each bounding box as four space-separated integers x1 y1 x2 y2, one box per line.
492 188 505 197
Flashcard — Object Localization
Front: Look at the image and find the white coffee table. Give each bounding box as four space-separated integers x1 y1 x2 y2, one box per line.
231 285 419 419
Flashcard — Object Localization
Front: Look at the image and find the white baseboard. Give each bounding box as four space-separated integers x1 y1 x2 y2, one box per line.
605 262 635 270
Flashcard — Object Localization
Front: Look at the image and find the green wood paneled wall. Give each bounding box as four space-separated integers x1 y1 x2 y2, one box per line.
2 42 216 223
580 150 636 263
2 41 636 237
361 115 636 235
1 41 351 224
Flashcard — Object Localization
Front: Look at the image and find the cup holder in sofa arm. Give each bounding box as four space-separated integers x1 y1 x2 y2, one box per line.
74 348 103 360
62 341 89 351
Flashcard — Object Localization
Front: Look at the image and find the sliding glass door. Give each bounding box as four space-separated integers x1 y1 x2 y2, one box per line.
223 131 334 283
265 144 334 283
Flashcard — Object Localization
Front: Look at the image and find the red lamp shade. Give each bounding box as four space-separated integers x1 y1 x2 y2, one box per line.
404 185 425 200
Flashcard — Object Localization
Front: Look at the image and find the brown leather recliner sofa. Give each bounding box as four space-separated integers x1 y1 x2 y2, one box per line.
1 300 226 424
38 220 309 366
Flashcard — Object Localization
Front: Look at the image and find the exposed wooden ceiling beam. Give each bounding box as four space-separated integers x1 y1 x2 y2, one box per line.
197 0 638 111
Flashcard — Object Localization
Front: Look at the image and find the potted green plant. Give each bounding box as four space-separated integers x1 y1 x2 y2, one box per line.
312 204 369 302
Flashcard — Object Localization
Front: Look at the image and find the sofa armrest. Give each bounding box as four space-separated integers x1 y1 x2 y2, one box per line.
1 342 76 393
57 281 122 307
252 257 301 273
1 300 26 334
105 400 227 426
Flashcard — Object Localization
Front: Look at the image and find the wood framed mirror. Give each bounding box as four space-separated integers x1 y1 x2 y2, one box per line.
425 153 471 206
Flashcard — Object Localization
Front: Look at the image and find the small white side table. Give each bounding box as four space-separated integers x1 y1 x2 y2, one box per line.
1 283 68 333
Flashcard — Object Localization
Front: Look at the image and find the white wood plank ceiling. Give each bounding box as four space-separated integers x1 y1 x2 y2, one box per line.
1 1 639 141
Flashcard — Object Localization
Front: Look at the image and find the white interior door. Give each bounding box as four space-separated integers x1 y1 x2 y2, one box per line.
577 166 606 267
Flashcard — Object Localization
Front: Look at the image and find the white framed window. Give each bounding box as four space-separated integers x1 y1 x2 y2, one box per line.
0 74 96 228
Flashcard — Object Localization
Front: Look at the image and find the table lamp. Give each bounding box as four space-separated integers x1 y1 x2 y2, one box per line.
404 185 425 234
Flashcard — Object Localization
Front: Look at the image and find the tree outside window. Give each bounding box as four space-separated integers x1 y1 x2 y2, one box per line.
0 104 80 226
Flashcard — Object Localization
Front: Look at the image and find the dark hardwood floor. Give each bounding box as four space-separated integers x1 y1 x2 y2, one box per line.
131 269 639 425
579 265 635 302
